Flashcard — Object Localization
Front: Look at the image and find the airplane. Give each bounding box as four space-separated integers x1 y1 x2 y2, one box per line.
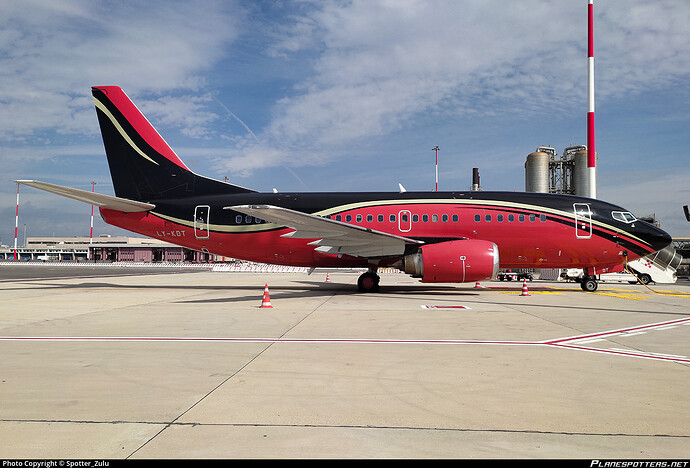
17 86 673 293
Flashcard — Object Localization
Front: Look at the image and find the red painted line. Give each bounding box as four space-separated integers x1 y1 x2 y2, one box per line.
0 336 531 346
2 317 687 364
551 343 690 364
543 317 690 345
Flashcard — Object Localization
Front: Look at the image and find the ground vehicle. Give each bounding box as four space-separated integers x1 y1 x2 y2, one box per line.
497 270 533 281
561 250 679 285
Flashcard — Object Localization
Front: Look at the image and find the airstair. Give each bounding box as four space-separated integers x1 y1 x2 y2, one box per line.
624 244 682 284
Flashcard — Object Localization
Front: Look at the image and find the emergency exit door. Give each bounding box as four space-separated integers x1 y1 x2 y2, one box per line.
194 205 210 239
573 203 592 239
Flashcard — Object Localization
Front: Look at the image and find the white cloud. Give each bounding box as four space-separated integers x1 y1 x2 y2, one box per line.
222 0 690 175
599 170 690 237
0 0 245 140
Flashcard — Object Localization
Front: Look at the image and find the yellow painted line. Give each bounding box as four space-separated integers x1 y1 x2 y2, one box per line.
592 292 648 301
497 290 562 295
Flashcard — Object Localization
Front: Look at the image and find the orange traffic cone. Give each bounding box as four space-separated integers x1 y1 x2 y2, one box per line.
520 279 531 296
325 273 331 283
260 284 273 308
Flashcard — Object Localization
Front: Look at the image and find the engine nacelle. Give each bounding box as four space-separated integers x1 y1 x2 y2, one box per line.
403 239 499 283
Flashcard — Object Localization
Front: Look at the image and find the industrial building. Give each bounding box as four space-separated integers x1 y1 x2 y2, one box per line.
0 236 212 263
524 145 596 196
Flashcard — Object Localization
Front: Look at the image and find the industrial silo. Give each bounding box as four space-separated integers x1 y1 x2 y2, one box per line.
525 149 550 193
573 146 596 197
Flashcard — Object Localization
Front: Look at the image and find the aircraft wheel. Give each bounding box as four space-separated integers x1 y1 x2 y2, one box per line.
580 277 598 292
357 272 380 292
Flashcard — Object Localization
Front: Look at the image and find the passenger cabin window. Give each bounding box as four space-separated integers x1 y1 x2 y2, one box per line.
432 214 439 222
389 214 396 222
497 214 504 222
485 214 491 222
519 214 525 222
508 214 514 222
378 214 384 222
236 215 242 224
367 214 373 222
423 214 429 222
474 214 480 222
346 215 352 222
612 211 636 223
452 214 458 222
356 214 362 222
540 214 546 222
529 214 535 222
413 214 419 222
442 214 448 222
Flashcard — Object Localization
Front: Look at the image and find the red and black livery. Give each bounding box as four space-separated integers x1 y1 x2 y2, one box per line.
20 86 674 293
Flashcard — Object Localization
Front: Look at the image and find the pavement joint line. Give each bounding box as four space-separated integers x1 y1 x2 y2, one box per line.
126 281 344 459
1 419 687 439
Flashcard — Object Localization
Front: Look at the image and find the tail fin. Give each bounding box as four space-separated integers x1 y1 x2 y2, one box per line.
92 86 255 201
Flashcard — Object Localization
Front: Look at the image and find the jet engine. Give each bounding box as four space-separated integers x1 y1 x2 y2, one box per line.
403 239 499 283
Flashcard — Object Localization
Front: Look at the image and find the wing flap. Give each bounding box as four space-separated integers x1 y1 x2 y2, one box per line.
16 180 155 213
228 204 422 258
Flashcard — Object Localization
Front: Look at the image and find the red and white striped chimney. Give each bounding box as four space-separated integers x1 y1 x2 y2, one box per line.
587 0 597 198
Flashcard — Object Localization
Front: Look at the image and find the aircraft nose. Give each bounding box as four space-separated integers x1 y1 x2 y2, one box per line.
645 224 673 252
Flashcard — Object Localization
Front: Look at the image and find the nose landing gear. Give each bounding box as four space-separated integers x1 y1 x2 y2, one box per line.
580 267 599 292
580 275 599 292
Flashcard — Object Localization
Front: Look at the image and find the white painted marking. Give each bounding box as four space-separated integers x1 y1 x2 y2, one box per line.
618 332 646 337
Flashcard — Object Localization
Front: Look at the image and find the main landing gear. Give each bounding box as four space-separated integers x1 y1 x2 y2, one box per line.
357 268 380 293
580 267 598 292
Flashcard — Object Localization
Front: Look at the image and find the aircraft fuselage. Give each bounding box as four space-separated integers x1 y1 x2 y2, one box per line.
101 189 670 273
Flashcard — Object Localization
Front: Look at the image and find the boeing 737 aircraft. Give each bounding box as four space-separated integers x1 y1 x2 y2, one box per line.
18 86 672 292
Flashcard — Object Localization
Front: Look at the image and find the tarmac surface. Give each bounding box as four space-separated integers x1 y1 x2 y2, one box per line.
0 265 688 459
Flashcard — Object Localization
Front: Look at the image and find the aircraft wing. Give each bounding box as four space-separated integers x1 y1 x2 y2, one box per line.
228 204 423 258
16 180 155 213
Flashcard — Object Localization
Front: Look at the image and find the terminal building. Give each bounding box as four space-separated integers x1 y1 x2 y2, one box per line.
0 236 213 263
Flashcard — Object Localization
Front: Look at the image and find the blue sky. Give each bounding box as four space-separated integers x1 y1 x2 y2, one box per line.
1 0 689 247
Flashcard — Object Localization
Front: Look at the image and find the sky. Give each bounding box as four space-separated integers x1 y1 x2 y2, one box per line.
1 0 689 247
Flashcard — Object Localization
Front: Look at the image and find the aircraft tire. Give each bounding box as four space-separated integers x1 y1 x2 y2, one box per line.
358 272 380 293
581 277 598 292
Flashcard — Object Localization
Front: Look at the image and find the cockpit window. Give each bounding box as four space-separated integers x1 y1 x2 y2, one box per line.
612 211 637 223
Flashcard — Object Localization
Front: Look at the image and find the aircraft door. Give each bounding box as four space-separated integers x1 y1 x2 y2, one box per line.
399 210 412 232
194 205 210 239
573 203 592 239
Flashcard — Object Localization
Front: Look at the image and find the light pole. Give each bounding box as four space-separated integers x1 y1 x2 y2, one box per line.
432 146 440 191
89 181 96 261
90 181 96 245
14 182 19 260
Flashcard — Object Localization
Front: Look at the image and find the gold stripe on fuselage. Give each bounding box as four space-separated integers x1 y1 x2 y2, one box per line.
151 197 650 248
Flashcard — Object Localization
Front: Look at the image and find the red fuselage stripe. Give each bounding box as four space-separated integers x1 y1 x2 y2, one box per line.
101 201 652 270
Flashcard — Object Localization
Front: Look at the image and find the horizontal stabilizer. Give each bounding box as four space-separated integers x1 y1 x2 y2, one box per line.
16 180 155 213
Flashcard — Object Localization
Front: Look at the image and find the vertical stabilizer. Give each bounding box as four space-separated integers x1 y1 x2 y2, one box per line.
92 86 255 201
